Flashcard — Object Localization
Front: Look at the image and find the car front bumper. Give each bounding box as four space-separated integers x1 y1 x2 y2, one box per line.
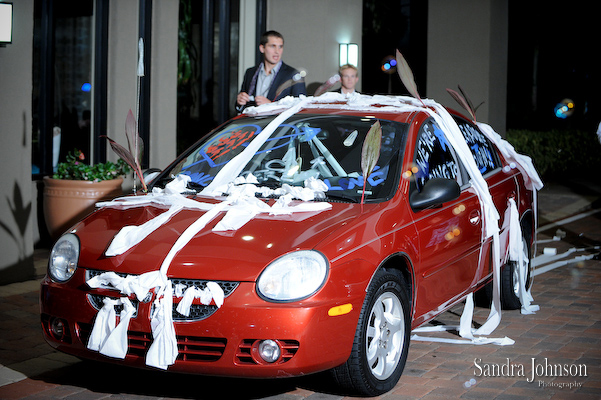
40 268 366 378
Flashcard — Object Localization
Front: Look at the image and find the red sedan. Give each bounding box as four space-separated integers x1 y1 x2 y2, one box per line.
40 94 539 396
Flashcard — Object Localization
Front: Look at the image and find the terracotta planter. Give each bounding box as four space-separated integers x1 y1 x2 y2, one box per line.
43 177 124 238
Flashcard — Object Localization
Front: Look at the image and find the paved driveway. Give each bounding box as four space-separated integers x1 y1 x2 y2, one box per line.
1 180 600 399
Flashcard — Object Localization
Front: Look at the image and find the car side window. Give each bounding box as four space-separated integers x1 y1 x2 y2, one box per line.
454 117 500 175
414 119 459 191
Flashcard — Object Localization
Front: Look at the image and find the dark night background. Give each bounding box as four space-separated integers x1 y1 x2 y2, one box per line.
361 0 599 134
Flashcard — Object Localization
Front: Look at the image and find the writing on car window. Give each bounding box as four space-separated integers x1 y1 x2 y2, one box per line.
455 118 499 175
163 114 408 203
414 120 459 191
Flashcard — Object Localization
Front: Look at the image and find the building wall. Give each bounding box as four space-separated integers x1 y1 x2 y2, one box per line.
0 0 178 284
0 0 509 284
238 0 257 89
106 0 140 169
427 0 508 133
0 0 35 284
106 0 178 173
266 0 363 94
149 0 178 170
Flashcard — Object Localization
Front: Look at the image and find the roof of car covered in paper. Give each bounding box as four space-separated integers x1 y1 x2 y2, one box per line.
241 92 447 122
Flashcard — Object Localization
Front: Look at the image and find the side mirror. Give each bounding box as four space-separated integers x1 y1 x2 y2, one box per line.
143 168 162 184
409 177 460 211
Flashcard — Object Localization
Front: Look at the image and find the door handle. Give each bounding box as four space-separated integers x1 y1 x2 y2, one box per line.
469 209 481 225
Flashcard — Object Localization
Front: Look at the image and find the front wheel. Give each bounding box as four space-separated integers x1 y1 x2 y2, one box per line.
332 268 411 396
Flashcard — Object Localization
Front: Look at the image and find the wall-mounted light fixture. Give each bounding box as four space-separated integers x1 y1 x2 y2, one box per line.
339 43 358 67
0 2 13 46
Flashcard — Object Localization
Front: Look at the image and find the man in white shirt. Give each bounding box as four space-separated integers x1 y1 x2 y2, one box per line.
339 64 359 96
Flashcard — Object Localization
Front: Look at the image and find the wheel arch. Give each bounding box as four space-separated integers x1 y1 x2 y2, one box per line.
520 208 535 251
367 252 415 316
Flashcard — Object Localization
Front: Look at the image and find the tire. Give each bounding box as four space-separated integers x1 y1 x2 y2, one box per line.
332 268 411 396
500 230 533 310
474 222 533 310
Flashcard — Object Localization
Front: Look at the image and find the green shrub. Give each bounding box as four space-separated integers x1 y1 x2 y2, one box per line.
506 129 601 181
53 149 131 182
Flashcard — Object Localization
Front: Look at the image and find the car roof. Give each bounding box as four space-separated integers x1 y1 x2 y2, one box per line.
241 92 468 124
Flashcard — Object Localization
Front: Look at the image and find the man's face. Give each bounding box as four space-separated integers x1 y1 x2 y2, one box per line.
260 36 284 67
340 68 358 90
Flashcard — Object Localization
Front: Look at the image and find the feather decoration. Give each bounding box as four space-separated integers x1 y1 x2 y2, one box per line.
446 85 483 122
102 109 147 192
103 38 148 193
446 88 476 122
360 120 382 205
395 50 425 106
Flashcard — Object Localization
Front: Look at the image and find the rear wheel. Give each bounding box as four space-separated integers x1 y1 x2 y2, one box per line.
332 268 411 396
501 231 533 310
475 222 533 310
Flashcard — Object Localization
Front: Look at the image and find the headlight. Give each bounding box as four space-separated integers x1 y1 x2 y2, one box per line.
257 250 328 302
48 233 80 282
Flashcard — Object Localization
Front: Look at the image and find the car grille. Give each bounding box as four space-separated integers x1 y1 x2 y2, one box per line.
86 269 128 284
170 278 239 297
86 294 140 317
85 269 240 321
77 322 227 362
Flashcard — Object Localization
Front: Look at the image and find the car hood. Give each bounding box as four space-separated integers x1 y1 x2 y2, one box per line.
74 197 370 282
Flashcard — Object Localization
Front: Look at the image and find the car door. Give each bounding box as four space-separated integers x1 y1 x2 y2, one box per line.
454 116 517 279
409 118 485 323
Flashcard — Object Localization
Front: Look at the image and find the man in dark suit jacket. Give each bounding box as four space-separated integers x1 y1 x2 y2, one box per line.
236 31 306 112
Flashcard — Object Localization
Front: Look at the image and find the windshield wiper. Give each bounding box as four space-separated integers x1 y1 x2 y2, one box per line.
149 175 173 190
186 181 205 191
323 192 359 203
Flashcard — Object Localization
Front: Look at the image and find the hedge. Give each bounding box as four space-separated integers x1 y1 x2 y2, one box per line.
505 129 601 181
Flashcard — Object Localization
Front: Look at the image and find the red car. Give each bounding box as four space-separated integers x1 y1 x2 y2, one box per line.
40 94 538 396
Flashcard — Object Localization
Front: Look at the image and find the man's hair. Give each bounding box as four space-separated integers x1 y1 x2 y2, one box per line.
260 30 284 46
339 64 358 76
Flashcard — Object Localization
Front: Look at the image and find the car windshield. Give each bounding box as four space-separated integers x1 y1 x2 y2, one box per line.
158 113 408 203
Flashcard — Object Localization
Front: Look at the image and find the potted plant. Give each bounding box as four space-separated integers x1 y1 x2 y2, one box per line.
43 149 130 238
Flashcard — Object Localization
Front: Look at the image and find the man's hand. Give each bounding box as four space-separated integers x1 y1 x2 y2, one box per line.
237 92 250 106
255 96 272 106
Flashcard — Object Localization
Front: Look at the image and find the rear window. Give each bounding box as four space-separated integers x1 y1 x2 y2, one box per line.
454 117 500 175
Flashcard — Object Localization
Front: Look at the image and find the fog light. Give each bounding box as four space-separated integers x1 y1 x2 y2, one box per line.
50 317 65 340
258 340 281 363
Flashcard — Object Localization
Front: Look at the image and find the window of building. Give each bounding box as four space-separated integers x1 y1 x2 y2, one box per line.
33 0 96 177
176 0 241 154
